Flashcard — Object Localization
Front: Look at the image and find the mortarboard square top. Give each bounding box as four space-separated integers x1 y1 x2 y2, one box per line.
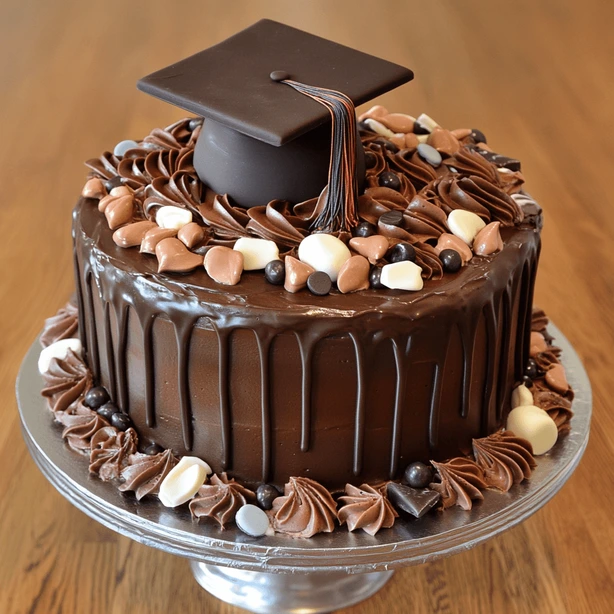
137 19 413 147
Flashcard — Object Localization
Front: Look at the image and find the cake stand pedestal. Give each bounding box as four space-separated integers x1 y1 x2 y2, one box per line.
17 324 591 614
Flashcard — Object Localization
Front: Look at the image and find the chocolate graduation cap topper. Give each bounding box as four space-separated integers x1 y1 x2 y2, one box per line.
137 19 413 215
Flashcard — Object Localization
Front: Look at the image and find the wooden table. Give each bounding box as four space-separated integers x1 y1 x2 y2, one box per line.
1 1 613 612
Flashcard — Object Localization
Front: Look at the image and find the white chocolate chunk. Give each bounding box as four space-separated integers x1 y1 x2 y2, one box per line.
363 118 396 138
506 405 558 455
235 504 271 537
298 234 351 282
511 384 534 409
158 456 212 508
156 206 193 230
233 237 280 271
416 113 440 133
416 134 430 144
38 338 82 374
447 209 486 245
380 260 424 291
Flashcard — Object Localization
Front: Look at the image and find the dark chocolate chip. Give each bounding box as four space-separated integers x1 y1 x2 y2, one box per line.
97 402 119 421
378 171 401 191
369 266 384 289
307 271 332 296
403 462 434 489
389 242 416 263
84 386 110 410
386 482 440 518
439 249 462 273
364 151 377 170
270 70 291 82
374 138 399 153
476 149 521 172
264 259 285 285
104 176 124 192
111 412 132 432
413 121 430 135
470 128 487 144
353 221 377 238
144 443 164 456
417 143 442 167
256 483 280 510
379 210 404 227
525 359 538 380
188 118 203 131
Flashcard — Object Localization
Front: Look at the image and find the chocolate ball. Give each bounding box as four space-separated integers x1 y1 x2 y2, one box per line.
264 259 285 285
374 138 399 154
97 402 119 421
470 128 487 144
389 242 416 263
353 221 376 238
84 386 110 410
378 171 401 192
307 271 332 296
111 412 132 432
439 249 462 273
104 176 124 192
522 375 534 388
256 483 280 510
403 461 434 489
144 443 164 456
188 118 203 131
525 358 538 380
369 266 384 289
364 151 377 170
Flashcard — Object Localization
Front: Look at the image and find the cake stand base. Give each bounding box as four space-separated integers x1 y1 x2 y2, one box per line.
17 322 591 614
190 562 394 613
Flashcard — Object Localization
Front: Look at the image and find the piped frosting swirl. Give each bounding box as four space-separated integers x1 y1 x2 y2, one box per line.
429 458 488 510
119 449 178 501
338 483 397 535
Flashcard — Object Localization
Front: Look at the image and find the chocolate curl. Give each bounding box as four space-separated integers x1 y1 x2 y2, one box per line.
277 77 359 232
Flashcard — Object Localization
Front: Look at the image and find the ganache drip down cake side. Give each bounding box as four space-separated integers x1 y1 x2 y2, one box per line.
38 19 575 537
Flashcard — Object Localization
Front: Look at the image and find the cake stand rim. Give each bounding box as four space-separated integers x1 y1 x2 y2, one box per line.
17 322 591 573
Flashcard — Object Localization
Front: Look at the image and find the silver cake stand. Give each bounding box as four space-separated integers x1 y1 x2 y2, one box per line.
17 324 591 613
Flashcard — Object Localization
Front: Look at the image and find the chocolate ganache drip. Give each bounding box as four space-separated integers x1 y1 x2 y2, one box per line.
40 300 78 347
41 350 92 413
269 477 338 538
119 449 178 500
472 430 536 492
189 473 256 529
338 483 397 535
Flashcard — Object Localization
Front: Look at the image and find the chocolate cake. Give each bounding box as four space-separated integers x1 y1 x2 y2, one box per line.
38 20 574 537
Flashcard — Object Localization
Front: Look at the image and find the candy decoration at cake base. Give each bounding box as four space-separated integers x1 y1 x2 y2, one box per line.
511 384 534 409
447 210 486 245
298 234 351 282
256 483 280 510
156 205 193 230
235 504 271 537
380 260 424 291
113 221 157 248
38 338 82 374
545 364 569 394
337 256 370 294
530 331 548 356
83 386 110 410
403 461 434 489
349 235 389 263
233 237 280 271
506 406 558 455
158 456 212 508
156 238 203 274
473 221 503 256
97 402 119 422
386 482 440 518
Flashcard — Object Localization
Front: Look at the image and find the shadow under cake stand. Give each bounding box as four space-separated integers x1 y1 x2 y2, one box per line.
17 323 591 614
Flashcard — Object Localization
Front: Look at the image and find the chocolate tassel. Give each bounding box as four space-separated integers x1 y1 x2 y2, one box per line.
272 72 359 232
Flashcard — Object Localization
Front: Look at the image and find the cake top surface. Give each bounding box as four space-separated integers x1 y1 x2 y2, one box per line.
137 19 413 147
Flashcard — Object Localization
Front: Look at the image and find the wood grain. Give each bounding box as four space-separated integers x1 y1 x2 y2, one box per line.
1 1 613 612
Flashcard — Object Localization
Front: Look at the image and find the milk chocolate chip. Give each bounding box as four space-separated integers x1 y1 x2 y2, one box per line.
204 246 244 285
